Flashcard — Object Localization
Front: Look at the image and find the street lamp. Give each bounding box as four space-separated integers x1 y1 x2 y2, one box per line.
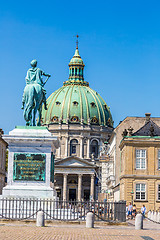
131 189 134 205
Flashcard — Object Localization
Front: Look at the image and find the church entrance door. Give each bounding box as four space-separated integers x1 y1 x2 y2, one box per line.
69 189 76 201
84 189 90 201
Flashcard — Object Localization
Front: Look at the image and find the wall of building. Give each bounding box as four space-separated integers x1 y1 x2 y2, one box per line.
0 132 7 194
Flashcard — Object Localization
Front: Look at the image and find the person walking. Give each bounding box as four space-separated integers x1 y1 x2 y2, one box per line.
127 202 133 219
141 205 146 218
132 204 137 219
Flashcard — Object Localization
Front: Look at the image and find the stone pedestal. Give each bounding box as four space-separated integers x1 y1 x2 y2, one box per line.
2 126 58 199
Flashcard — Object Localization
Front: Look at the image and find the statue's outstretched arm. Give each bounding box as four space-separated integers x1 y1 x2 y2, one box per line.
42 71 51 77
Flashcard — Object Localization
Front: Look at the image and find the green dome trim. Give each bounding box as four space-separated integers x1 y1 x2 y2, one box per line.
89 88 106 125
48 86 65 121
67 85 74 118
61 86 70 120
80 86 89 120
78 85 83 119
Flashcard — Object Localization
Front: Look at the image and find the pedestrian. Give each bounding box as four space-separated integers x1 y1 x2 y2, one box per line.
126 204 128 216
127 202 133 219
132 204 137 219
141 205 146 218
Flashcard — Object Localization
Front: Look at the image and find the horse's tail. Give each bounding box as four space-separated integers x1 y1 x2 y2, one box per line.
23 85 35 122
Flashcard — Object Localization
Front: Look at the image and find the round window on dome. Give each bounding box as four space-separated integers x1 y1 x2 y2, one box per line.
103 104 107 110
73 101 78 106
90 102 96 107
56 101 61 106
91 117 98 124
52 116 59 123
107 118 111 126
71 116 79 122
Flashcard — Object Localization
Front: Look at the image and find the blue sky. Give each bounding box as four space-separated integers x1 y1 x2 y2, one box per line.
1 0 160 133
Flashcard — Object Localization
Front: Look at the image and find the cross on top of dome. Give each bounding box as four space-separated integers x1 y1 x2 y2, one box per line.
76 34 79 49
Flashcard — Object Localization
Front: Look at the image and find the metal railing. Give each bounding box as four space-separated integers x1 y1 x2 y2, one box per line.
0 198 126 222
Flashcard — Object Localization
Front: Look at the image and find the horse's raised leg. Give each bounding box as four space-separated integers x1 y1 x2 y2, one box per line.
37 106 42 126
33 108 37 126
33 103 39 126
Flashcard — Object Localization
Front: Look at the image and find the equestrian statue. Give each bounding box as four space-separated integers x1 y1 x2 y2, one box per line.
21 59 51 126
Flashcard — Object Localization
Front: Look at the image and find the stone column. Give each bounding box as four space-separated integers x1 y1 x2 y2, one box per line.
63 174 68 201
87 138 90 159
80 138 83 158
90 174 94 200
57 134 61 158
78 174 82 201
65 137 68 157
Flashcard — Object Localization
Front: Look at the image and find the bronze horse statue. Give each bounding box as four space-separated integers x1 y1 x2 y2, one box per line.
22 83 44 126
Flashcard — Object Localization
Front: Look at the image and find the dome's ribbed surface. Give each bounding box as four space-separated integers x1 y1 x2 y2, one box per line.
42 84 113 126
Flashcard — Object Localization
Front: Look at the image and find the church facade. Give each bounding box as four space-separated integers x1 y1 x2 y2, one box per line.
41 44 113 201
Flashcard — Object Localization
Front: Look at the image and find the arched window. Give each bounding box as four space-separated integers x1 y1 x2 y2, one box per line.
79 68 81 76
72 68 74 76
70 139 78 155
75 68 77 76
90 140 98 158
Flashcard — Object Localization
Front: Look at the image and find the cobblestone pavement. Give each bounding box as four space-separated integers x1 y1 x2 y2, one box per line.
0 220 159 240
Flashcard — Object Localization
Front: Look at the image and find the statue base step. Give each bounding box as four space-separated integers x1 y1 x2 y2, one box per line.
2 185 57 199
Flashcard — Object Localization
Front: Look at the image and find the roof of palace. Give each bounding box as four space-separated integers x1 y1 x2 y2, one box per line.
41 45 113 127
132 119 160 137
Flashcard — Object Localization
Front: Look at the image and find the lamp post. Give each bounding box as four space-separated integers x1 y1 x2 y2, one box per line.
131 190 134 205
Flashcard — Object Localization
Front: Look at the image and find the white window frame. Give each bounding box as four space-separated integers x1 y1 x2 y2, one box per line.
158 184 160 201
135 183 146 200
136 149 146 169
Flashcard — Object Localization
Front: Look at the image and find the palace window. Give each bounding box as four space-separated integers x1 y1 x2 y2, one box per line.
136 183 146 200
90 140 98 158
136 149 146 169
70 139 78 155
158 150 160 170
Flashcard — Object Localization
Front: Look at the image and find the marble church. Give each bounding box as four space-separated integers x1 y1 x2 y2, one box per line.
41 43 113 201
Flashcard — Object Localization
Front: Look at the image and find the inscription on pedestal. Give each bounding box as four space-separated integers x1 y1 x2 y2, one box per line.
13 153 46 181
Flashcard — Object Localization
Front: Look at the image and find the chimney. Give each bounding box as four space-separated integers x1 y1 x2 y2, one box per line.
145 113 151 123
0 129 4 137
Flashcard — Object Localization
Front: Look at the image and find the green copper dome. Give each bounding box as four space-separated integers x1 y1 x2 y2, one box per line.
41 46 113 127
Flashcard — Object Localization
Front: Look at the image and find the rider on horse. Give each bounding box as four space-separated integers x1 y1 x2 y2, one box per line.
21 59 51 110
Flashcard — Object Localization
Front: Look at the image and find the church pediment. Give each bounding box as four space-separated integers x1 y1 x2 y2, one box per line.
55 156 95 167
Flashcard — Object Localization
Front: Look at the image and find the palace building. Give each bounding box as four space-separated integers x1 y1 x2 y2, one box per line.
119 114 160 211
102 113 160 211
41 43 113 201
